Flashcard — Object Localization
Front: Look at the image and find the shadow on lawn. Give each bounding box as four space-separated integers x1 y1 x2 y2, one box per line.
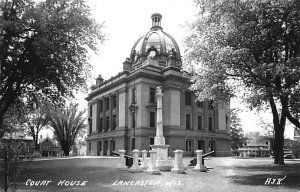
226 162 300 190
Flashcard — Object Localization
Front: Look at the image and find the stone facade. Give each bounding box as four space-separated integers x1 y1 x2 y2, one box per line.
85 13 232 157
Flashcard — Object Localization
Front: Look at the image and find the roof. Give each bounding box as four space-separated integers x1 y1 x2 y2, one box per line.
246 136 270 147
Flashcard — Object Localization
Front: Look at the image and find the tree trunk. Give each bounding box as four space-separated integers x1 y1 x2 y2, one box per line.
273 124 285 165
62 145 70 156
4 147 8 192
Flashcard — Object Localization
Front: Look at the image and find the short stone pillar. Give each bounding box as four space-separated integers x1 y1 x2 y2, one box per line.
146 150 160 174
129 149 143 172
117 150 127 170
178 150 186 170
193 150 206 172
140 150 148 169
171 150 185 174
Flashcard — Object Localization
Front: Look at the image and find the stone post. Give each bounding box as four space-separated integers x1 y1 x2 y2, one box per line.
193 150 206 172
117 150 127 170
171 150 185 174
129 149 143 172
146 150 160 174
140 150 148 169
178 150 186 170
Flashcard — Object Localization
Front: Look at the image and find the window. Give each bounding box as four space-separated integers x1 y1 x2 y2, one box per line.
105 97 110 111
186 114 191 130
186 140 192 151
197 101 204 108
112 115 117 130
112 95 117 108
99 100 103 112
209 100 214 110
185 91 192 105
99 118 103 132
106 116 110 131
110 140 115 152
150 137 154 145
149 88 155 103
131 138 135 150
132 112 135 128
89 142 91 152
198 140 205 153
132 88 136 104
209 117 213 131
198 116 202 130
150 111 155 128
89 105 93 117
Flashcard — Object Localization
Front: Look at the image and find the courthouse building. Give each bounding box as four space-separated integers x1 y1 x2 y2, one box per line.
85 13 231 157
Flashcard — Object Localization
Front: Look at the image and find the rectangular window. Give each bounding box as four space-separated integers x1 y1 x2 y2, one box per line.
185 91 192 105
99 100 103 112
209 117 213 131
150 111 155 128
186 114 191 130
89 119 92 134
106 116 110 131
112 115 116 130
89 142 91 152
112 95 117 109
97 141 101 156
209 99 214 110
198 116 202 130
198 140 205 153
132 88 136 104
186 140 192 151
149 88 155 103
132 112 135 128
150 137 154 145
105 97 109 111
131 138 135 150
99 118 103 132
197 101 204 108
89 105 93 117
110 140 115 152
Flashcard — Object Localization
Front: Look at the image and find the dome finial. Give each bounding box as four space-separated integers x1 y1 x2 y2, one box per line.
151 13 162 30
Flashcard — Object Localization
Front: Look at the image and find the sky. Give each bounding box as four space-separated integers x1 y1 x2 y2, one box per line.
72 0 295 139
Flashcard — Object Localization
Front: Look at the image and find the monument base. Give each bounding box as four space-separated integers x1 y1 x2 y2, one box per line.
150 144 172 171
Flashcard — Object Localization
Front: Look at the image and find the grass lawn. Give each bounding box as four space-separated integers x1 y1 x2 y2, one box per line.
3 157 300 192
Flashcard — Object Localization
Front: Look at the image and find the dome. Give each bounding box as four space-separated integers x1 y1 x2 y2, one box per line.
130 13 181 64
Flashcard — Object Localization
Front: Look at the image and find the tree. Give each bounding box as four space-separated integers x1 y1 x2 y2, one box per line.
0 139 32 192
258 117 274 137
23 94 50 148
230 109 245 150
184 0 300 164
46 102 86 156
0 0 104 137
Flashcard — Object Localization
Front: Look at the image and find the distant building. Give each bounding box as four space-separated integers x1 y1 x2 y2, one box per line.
85 13 232 157
39 135 60 157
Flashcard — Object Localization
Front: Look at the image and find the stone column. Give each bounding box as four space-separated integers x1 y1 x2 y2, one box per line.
146 150 160 174
155 86 165 145
129 149 143 172
140 150 148 169
193 150 206 172
117 150 127 170
171 150 185 174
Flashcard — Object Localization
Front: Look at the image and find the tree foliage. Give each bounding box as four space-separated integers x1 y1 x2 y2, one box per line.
184 0 300 164
0 139 32 192
0 0 104 136
46 102 86 156
230 109 245 150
